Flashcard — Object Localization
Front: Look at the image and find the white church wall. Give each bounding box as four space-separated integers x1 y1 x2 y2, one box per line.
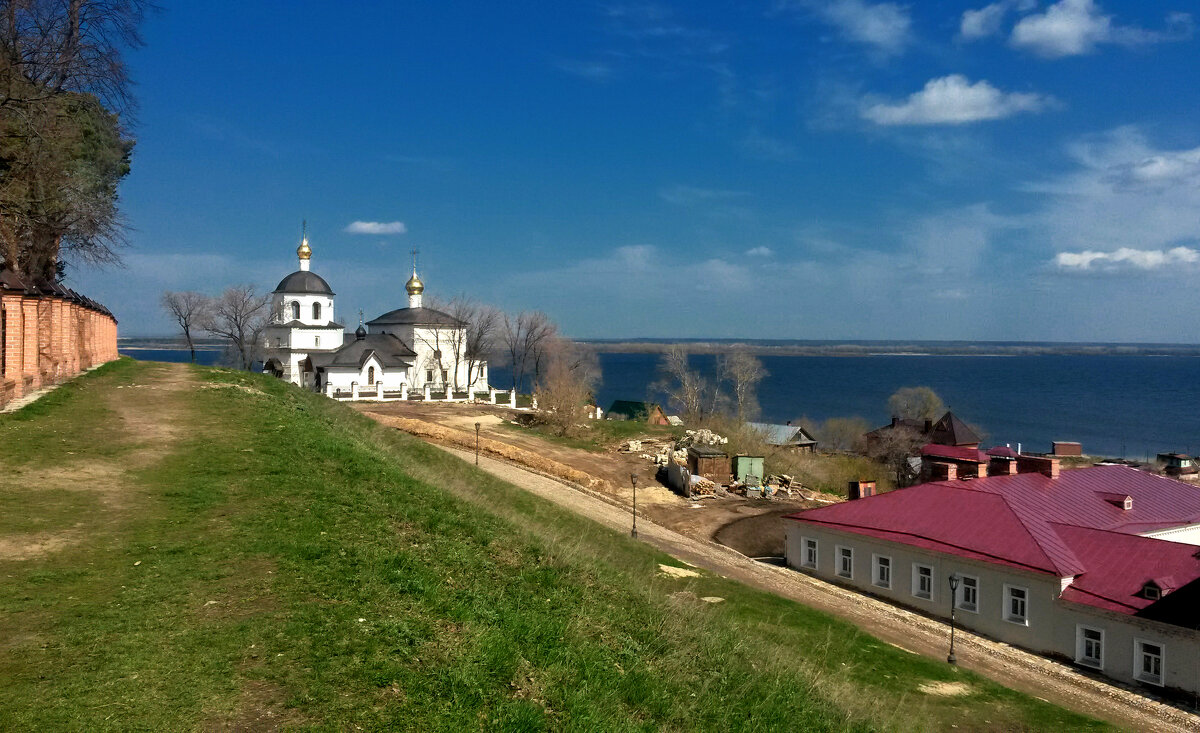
272 293 335 326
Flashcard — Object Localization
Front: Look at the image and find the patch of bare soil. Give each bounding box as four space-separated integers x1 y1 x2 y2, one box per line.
193 557 280 623
0 363 194 562
204 679 305 732
0 526 84 560
918 681 972 697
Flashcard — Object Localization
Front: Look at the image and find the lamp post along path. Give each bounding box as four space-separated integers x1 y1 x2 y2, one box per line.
475 422 481 466
630 473 638 539
947 573 960 665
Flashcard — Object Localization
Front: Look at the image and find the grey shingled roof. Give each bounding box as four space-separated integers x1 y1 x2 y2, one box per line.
274 270 335 295
309 333 416 370
367 306 465 328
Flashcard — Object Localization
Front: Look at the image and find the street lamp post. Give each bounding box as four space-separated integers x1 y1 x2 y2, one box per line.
630 473 639 539
947 573 960 665
475 422 481 465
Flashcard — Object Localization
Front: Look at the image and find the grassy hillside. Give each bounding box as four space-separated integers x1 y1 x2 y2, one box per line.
0 360 1110 731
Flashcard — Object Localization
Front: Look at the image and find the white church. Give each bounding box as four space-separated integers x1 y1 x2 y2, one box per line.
262 230 490 400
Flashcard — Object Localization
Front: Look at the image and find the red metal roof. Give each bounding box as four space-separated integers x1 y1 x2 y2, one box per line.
920 443 986 463
788 465 1200 615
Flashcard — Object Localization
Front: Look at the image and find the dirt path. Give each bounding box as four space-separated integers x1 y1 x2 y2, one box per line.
0 363 195 562
439 445 1199 733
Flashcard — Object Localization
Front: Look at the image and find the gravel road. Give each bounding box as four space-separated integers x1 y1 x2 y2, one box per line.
440 445 1200 733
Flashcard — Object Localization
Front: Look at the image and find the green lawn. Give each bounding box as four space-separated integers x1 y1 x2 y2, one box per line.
0 360 1113 731
500 417 684 453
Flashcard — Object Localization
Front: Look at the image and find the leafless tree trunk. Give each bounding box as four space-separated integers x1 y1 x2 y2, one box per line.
500 310 555 392
655 346 716 425
533 338 600 436
200 284 269 371
718 348 767 421
464 303 499 390
160 289 209 363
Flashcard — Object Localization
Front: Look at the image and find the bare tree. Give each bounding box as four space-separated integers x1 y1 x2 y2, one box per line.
533 338 600 436
887 386 945 421
440 295 500 391
500 310 555 392
864 424 924 487
655 346 717 425
201 285 269 370
160 290 209 363
718 348 767 421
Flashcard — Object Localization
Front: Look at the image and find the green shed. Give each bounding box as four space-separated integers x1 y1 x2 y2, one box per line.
733 455 764 486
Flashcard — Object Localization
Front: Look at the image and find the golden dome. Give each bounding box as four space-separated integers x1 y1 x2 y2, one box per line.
297 236 312 260
405 271 424 295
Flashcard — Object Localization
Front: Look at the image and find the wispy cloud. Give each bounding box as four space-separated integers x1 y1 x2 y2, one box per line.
738 128 799 161
862 75 1054 125
1011 0 1193 58
959 0 1036 40
783 0 913 56
745 246 774 257
554 59 615 81
344 221 407 235
1054 246 1199 271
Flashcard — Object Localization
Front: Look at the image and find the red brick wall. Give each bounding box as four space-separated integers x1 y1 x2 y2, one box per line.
0 281 118 409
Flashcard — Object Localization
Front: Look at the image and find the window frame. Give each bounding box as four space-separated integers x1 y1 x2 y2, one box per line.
872 554 892 589
1075 625 1104 670
955 574 980 613
801 537 818 569
912 563 934 601
1133 639 1164 686
836 545 853 579
312 302 322 320
1004 584 1029 626
291 301 300 320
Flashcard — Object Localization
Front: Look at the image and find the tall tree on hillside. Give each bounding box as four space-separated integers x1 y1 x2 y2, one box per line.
202 285 269 370
887 386 944 421
0 0 146 279
439 295 500 392
718 348 767 421
816 416 872 452
160 290 209 363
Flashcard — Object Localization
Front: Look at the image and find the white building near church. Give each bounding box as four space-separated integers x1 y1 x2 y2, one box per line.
262 230 489 400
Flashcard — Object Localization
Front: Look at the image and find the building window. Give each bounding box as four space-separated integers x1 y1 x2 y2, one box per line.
275 338 282 348
367 366 375 385
441 369 449 383
434 349 442 360
314 336 320 348
291 301 300 320
1005 585 1028 625
1141 583 1161 600
836 546 853 579
1076 626 1103 669
872 555 891 589
956 575 979 613
912 564 933 600
801 538 817 569
312 302 322 320
1134 640 1163 686
426 369 433 382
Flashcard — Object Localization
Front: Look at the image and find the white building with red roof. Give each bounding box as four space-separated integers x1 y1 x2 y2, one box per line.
785 459 1200 696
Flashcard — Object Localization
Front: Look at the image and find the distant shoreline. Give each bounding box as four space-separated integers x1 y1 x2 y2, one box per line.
579 340 1200 358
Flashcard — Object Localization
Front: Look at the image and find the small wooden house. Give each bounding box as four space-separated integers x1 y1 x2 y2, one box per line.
606 400 669 425
687 444 731 484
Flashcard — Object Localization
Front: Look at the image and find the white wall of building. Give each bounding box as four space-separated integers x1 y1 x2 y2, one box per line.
784 522 1200 695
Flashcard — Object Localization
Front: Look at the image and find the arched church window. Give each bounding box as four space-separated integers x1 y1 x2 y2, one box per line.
312 302 321 320
291 301 300 320
368 366 376 385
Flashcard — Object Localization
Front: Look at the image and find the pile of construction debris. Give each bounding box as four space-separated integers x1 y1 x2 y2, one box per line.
618 429 732 467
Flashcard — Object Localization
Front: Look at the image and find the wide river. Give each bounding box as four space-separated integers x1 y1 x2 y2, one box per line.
122 348 1200 460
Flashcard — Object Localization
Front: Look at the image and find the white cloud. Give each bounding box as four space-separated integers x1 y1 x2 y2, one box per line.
745 246 774 257
1011 0 1193 58
793 0 913 56
344 221 407 235
1054 246 1200 271
862 75 1053 126
960 0 1036 40
1024 127 1200 264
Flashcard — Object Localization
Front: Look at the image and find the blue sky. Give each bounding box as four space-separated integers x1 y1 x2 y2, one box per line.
72 1 1200 341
